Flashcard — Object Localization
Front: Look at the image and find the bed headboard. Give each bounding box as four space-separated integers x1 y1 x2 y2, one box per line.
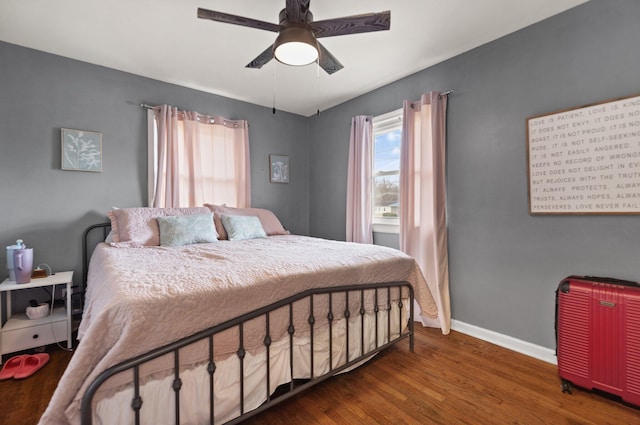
82 222 111 291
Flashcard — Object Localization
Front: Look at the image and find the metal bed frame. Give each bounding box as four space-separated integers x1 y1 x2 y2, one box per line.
79 222 414 425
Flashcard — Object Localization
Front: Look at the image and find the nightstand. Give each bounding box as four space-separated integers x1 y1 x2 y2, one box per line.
0 271 73 363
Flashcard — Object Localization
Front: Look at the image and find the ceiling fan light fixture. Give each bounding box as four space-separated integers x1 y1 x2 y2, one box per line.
274 26 318 66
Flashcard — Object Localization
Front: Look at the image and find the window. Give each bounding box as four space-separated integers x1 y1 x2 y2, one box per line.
147 108 250 208
372 109 402 233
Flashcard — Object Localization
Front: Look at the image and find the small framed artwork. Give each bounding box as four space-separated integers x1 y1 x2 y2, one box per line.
269 154 289 183
61 128 102 172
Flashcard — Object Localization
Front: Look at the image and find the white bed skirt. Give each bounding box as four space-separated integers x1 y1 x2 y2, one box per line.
93 302 408 425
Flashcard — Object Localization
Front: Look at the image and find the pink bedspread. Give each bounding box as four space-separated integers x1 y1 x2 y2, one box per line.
39 235 437 425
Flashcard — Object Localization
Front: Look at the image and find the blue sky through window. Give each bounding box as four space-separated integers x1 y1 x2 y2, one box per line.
374 129 401 175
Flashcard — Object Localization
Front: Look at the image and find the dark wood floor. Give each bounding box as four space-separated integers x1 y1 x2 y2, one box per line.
1 327 638 425
0 345 73 425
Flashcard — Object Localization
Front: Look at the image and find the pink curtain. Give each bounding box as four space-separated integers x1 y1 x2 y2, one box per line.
150 105 251 208
400 92 450 334
346 115 373 243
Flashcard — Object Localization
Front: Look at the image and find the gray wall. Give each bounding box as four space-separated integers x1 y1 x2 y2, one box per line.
2 0 639 351
0 42 309 311
308 0 640 349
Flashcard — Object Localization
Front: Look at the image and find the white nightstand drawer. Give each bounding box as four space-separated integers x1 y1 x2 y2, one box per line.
1 320 67 353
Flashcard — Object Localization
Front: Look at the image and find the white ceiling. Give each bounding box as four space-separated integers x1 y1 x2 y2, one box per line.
0 0 589 116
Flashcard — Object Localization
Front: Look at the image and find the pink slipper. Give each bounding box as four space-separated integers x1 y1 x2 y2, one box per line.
0 354 27 380
13 353 50 379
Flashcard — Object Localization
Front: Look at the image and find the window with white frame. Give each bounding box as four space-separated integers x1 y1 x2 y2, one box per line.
372 109 402 233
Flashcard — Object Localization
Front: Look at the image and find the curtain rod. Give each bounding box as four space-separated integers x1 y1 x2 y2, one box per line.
139 103 245 128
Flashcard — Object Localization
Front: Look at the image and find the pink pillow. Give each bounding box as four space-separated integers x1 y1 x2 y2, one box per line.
108 207 211 246
204 204 290 240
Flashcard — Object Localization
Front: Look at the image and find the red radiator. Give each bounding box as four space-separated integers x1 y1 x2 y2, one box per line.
556 275 640 406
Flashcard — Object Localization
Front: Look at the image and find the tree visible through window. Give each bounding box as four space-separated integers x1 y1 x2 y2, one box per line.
372 109 402 228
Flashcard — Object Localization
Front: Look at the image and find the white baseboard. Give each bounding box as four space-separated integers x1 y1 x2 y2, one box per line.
450 320 557 365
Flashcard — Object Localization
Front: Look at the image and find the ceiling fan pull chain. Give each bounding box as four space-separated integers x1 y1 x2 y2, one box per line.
316 60 320 116
272 61 277 115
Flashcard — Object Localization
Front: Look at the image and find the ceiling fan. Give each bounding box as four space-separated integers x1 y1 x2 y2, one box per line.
197 0 390 75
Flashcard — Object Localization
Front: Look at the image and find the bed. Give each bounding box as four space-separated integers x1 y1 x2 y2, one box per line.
38 206 438 425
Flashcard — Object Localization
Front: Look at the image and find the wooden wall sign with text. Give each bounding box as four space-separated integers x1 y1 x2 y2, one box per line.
527 94 640 215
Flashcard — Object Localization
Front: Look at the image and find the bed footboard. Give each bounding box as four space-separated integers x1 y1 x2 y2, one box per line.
79 222 414 425
80 282 414 425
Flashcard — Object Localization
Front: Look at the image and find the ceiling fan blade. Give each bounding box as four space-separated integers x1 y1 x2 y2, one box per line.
311 11 390 38
245 45 275 69
198 8 281 33
317 42 343 75
285 0 311 24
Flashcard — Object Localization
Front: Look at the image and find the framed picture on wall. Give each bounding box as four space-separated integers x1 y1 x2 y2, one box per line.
269 154 289 183
61 128 102 172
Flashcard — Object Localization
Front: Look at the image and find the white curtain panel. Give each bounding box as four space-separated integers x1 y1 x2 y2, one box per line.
346 115 374 244
148 105 251 209
400 92 451 334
